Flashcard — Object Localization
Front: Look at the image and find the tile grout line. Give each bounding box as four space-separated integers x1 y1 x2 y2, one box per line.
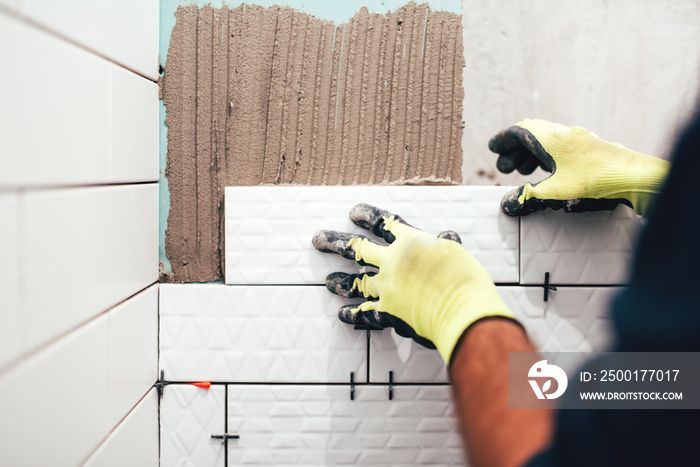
518 212 522 285
224 384 228 466
366 330 371 383
217 282 625 287
0 180 159 193
167 381 451 387
156 283 162 467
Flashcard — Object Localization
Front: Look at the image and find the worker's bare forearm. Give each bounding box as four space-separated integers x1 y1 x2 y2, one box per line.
450 319 552 467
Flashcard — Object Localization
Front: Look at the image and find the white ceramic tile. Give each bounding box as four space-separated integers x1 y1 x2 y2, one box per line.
520 206 644 284
0 13 110 188
369 287 619 383
109 285 158 427
227 385 466 466
502 286 619 353
225 186 520 285
160 284 368 383
0 192 20 369
22 0 158 80
501 286 619 373
369 331 448 383
109 65 159 182
161 384 225 467
0 0 18 11
84 389 159 467
0 315 110 467
23 184 158 351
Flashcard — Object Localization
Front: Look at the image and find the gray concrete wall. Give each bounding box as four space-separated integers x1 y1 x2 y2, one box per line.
462 0 700 185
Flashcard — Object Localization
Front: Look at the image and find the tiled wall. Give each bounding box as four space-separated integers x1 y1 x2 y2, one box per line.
160 186 639 466
0 2 159 465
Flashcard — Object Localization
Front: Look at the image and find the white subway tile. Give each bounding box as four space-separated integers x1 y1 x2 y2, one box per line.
369 287 619 383
0 0 18 12
23 184 158 351
520 206 644 284
109 285 158 427
21 0 158 80
0 192 20 369
225 186 520 285
161 384 225 467
0 14 158 187
227 385 465 465
0 315 110 467
109 65 159 183
84 389 159 467
0 13 110 187
160 284 367 383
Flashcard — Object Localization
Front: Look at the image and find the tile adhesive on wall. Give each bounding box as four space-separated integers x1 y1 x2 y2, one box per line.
160 1 465 282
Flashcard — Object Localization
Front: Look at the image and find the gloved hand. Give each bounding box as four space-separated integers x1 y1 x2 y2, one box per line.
488 119 670 217
312 204 515 364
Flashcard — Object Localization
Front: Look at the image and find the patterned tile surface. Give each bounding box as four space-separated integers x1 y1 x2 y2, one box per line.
160 385 225 467
500 286 618 353
225 186 520 285
369 331 448 384
369 287 619 383
227 385 466 466
160 285 367 383
520 206 644 284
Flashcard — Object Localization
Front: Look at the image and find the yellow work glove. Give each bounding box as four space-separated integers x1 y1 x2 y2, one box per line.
312 204 515 364
488 119 670 217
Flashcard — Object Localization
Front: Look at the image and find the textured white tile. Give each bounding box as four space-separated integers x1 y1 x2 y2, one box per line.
0 192 20 369
369 331 447 384
109 65 159 182
22 0 159 79
109 285 158 427
520 206 644 284
225 186 520 285
161 384 225 467
0 14 110 188
501 286 619 353
502 286 619 372
160 284 367 383
0 315 110 467
23 184 158 351
227 385 466 466
84 389 159 467
369 287 619 382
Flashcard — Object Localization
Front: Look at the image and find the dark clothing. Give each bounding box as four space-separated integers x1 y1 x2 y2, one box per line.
528 109 700 467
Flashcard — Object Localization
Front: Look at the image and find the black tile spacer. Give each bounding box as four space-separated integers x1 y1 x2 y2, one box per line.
388 371 394 400
211 434 240 445
155 370 167 399
543 272 557 302
350 372 355 401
